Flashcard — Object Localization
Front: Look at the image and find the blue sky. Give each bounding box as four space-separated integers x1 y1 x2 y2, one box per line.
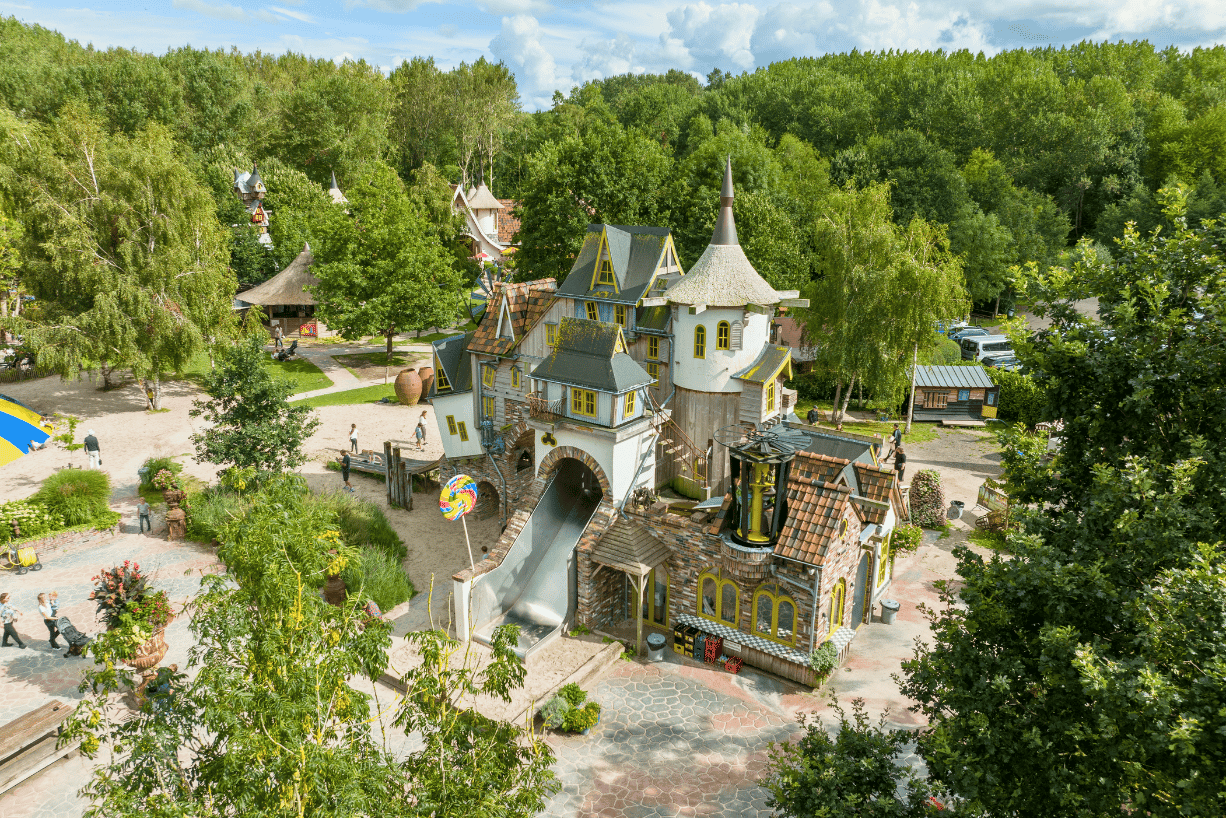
3 0 1223 109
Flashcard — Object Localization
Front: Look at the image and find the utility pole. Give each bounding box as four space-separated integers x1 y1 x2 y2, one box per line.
905 342 918 434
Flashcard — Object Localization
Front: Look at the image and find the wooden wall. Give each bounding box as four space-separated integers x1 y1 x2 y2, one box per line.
669 386 741 496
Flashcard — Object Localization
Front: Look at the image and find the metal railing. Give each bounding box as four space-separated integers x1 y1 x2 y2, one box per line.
526 391 566 422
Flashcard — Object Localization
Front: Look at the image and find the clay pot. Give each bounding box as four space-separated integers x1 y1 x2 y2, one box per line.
125 627 169 672
323 575 347 607
394 368 422 406
417 365 435 400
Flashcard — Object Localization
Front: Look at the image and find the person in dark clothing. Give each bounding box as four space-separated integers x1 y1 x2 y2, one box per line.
894 446 907 483
891 423 903 453
84 430 101 469
138 499 152 533
38 593 60 650
806 406 821 425
1 593 26 648
339 450 353 493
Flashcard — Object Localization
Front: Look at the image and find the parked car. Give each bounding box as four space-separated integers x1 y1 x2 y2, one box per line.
936 319 969 336
961 334 1012 361
949 326 990 342
982 354 1022 371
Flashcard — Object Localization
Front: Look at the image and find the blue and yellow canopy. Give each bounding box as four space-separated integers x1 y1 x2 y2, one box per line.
0 394 53 467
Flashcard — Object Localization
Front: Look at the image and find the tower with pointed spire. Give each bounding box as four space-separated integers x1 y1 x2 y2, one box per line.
232 163 272 246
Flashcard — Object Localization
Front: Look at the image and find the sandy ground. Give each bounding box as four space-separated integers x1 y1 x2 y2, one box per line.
0 371 505 630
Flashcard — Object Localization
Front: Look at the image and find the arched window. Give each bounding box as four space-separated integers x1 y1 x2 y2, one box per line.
829 578 846 635
752 583 797 645
877 533 891 586
694 325 706 358
698 569 739 628
717 321 730 350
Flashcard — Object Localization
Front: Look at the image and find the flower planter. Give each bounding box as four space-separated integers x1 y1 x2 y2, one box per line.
125 628 169 672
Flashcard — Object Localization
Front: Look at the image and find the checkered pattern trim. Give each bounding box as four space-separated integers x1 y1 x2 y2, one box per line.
675 613 810 666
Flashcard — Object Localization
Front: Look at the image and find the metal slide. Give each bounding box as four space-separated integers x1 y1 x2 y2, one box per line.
470 461 601 658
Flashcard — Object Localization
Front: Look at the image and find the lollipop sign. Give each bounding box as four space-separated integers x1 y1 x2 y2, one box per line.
440 475 478 521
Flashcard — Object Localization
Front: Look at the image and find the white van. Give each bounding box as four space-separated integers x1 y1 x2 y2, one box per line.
961 334 1012 361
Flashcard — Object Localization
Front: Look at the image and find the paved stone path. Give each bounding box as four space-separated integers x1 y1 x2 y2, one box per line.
289 340 445 401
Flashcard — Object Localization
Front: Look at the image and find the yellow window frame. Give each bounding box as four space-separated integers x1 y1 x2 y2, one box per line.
829 578 846 635
623 389 636 418
585 301 599 321
648 336 659 359
717 321 730 350
646 361 659 384
598 257 615 285
698 569 739 628
614 304 627 327
877 532 891 585
571 388 598 418
446 415 458 435
766 380 776 411
752 585 797 645
511 367 522 389
457 422 469 442
545 323 557 348
482 396 495 419
434 355 450 390
482 364 495 388
694 325 706 358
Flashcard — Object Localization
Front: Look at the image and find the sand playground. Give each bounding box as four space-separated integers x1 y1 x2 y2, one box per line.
0 368 504 630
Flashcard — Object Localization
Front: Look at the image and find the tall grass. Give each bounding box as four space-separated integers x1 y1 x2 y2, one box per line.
185 488 251 543
341 547 413 610
33 469 113 526
316 491 406 562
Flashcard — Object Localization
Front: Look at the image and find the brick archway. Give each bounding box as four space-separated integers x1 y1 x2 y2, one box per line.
537 445 611 499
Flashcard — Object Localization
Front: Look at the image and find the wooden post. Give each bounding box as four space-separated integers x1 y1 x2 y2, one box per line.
905 343 918 434
384 441 394 506
636 572 648 658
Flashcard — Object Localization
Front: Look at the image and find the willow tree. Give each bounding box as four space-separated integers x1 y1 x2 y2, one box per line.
0 104 235 404
803 183 968 421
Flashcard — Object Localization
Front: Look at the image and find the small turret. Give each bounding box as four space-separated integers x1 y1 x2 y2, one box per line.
711 156 738 246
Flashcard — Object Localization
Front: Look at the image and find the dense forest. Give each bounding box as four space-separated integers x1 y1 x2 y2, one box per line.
2 17 1225 315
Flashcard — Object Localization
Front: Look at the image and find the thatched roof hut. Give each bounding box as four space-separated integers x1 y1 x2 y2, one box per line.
239 244 317 307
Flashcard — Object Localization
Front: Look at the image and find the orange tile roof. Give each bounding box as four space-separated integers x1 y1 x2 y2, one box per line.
853 462 903 520
497 200 521 245
776 476 853 565
791 451 850 486
467 278 556 356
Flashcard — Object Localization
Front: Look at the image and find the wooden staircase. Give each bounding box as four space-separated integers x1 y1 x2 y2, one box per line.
646 392 709 494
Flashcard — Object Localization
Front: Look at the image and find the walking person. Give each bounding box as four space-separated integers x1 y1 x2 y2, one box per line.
890 423 903 456
338 450 353 493
138 497 153 534
84 429 101 469
38 593 60 651
1 593 26 649
273 324 284 351
349 423 358 453
414 411 428 451
893 445 907 483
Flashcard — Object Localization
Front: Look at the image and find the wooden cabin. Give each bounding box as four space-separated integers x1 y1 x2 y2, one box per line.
910 365 999 423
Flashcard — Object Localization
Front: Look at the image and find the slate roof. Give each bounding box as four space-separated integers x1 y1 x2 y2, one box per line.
557 225 672 305
591 518 671 576
635 305 671 333
776 476 856 565
431 331 475 395
733 345 792 384
531 317 653 393
914 365 994 389
497 200 521 245
468 279 557 356
238 244 317 306
798 430 877 467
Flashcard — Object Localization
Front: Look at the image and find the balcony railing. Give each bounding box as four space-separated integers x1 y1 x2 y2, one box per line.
527 391 566 422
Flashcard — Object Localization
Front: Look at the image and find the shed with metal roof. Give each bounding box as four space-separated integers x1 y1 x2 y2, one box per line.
910 365 1000 423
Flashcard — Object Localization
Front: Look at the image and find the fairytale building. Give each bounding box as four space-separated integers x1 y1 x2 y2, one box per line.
431 160 907 683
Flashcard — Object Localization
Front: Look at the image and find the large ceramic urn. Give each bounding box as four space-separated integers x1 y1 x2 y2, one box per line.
417 365 435 401
394 368 422 406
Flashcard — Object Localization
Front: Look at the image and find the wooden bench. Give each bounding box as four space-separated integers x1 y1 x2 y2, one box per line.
0 701 80 795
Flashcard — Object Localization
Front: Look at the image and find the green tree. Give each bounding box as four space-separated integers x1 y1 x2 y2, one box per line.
311 162 463 364
190 336 320 472
0 206 22 342
1 105 236 402
901 191 1226 816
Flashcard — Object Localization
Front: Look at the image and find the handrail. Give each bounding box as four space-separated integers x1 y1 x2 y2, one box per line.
526 391 566 422
645 390 709 489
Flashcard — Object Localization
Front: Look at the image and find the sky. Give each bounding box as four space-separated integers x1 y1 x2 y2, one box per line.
3 0 1223 109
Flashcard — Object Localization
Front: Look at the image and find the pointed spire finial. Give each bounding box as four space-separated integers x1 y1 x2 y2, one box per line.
710 155 738 246
330 170 339 190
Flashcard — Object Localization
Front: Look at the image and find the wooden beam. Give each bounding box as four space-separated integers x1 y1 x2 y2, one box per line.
688 304 707 315
744 303 770 315
775 290 801 299
779 298 810 308
640 297 667 307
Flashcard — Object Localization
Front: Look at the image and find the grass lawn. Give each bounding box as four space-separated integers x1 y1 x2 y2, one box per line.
170 350 332 393
411 321 477 344
331 351 424 380
295 383 397 408
792 399 940 444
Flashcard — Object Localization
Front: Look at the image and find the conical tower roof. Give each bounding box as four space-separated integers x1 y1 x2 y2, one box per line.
328 170 347 204
664 157 780 308
468 182 503 210
248 163 265 193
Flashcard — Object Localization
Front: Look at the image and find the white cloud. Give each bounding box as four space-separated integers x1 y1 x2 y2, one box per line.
170 0 250 22
665 3 760 70
573 33 644 81
748 2 836 65
270 5 316 23
490 15 563 106
480 0 554 14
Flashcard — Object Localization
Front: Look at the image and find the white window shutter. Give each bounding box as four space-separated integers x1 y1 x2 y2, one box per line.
730 320 743 350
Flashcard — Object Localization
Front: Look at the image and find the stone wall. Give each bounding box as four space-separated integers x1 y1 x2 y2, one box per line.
10 522 123 559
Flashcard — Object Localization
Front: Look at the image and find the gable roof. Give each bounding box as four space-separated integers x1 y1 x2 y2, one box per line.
914 365 995 390
238 244 317 306
591 518 671 576
531 317 653 393
468 279 557 357
557 225 673 305
431 331 475 395
733 345 792 384
776 477 855 565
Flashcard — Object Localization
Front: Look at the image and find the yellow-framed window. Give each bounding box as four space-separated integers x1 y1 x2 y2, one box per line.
571 388 598 418
766 380 776 411
598 257 615 285
648 336 659 359
545 323 557 348
614 304 627 327
717 321 730 350
482 364 495 388
623 389 636 418
752 584 797 645
586 301 599 321
829 578 846 635
877 533 891 585
511 367 522 390
457 422 469 442
482 396 495 419
646 361 659 384
698 569 739 628
693 325 706 358
446 415 458 435
436 366 451 391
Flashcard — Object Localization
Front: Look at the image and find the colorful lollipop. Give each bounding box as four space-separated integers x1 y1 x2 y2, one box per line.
439 475 478 520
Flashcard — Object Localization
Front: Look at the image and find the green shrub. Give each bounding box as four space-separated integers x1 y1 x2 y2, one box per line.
185 487 251 544
340 547 413 611
562 701 601 733
322 492 406 562
0 500 64 543
33 469 112 526
910 470 946 529
539 696 569 730
891 523 923 555
558 683 587 708
140 456 182 487
987 368 1044 428
808 641 838 675
922 337 962 366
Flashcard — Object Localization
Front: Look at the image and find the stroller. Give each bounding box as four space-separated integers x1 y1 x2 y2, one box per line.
272 339 298 362
56 616 92 657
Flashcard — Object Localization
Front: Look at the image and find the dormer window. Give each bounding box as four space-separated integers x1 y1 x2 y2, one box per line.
598 257 615 285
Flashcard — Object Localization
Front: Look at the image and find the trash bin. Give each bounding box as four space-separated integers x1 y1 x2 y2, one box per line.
948 500 965 520
880 600 900 625
646 632 666 662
